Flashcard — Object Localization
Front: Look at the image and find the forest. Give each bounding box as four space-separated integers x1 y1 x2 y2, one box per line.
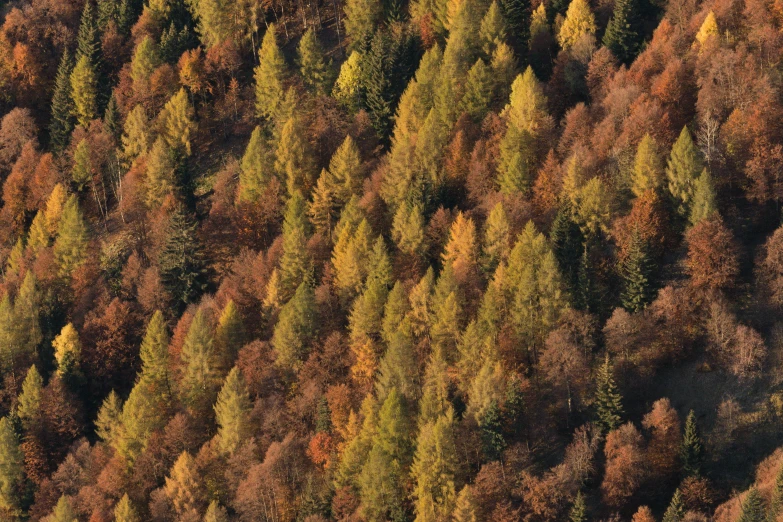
0 0 783 520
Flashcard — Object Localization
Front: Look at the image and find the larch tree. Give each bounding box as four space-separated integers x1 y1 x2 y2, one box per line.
661 489 685 522
594 354 624 433
114 493 140 522
689 168 717 226
694 11 718 46
17 365 43 430
275 116 317 196
0 416 23 514
139 310 172 399
330 135 363 202
179 309 219 416
15 271 42 363
344 0 382 51
309 169 341 236
279 191 312 296
95 390 122 445
479 2 507 58
71 138 92 191
666 126 703 218
204 501 229 522
557 0 597 50
569 491 588 522
298 29 333 95
48 495 78 522
411 410 458 522
164 451 203 519
254 24 287 121
738 488 766 522
214 367 253 455
70 55 98 128
53 195 89 277
631 134 663 198
130 36 160 90
333 51 364 110
144 137 176 208
160 88 196 156
49 50 75 152
53 323 82 379
238 126 272 203
214 300 245 373
272 282 317 369
121 105 152 166
459 59 493 122
483 201 511 272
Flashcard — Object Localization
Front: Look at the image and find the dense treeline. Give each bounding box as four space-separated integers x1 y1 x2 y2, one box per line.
0 0 782 520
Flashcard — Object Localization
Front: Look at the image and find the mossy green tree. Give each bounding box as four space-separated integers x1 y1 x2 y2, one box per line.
254 24 287 121
594 354 623 433
49 50 75 152
214 367 252 455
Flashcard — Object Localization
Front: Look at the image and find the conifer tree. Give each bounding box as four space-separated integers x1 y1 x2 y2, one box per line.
411 410 458 522
16 271 42 362
214 301 245 374
104 94 120 138
620 229 654 313
27 211 49 253
376 327 418 403
17 365 42 431
479 400 506 461
361 30 396 141
53 323 82 379
276 116 317 196
159 205 208 308
309 169 341 236
139 310 172 399
479 2 507 58
160 88 196 156
189 0 238 48
594 354 623 432
392 202 426 256
272 282 317 369
500 0 530 46
771 465 783 520
144 137 176 208
254 25 287 121
689 168 717 226
49 495 78 522
453 485 478 522
695 11 718 46
333 51 363 111
557 0 597 50
0 416 23 513
680 410 703 477
602 0 641 63
45 184 68 237
130 36 161 88
114 493 140 522
49 50 76 152
279 191 311 296
738 488 766 522
382 282 410 344
298 29 333 95
662 489 685 522
666 126 703 218
70 55 98 127
569 492 588 522
72 138 92 191
77 0 101 68
214 367 252 455
344 0 382 51
238 126 272 203
204 501 229 522
330 135 363 201
179 309 218 416
96 390 122 444
483 201 511 272
459 59 493 122
53 195 89 277
121 105 152 165
631 134 663 197
164 451 201 519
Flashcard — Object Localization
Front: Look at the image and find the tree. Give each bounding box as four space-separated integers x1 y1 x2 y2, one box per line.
411 410 458 522
95 390 122 444
49 50 75 152
500 0 529 46
122 105 152 165
47 495 78 522
70 55 98 127
139 310 172 400
594 354 623 433
238 126 272 203
215 367 252 455
569 492 587 522
215 300 245 373
254 24 287 120
666 126 703 218
159 205 208 308
164 451 203 519
558 0 597 50
738 487 766 522
15 271 42 363
114 493 140 522
661 488 685 522
130 36 160 89
272 282 316 369
0 417 23 513
685 216 739 292
275 116 317 196
619 229 654 313
53 323 82 379
694 11 718 46
179 309 219 415
631 134 663 197
160 88 196 156
479 400 506 461
333 51 363 110
459 59 493 122
479 2 507 58
53 195 89 277
330 135 363 201
689 168 717 226
680 410 703 477
483 201 510 271
344 0 382 51
77 0 101 67
602 0 641 63
204 501 229 522
298 29 333 95
279 191 312 295
71 138 92 190
453 485 478 522
144 137 176 208
17 365 43 430
602 423 646 507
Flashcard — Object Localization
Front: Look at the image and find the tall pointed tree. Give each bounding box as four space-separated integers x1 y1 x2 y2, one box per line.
0 416 23 513
159 205 208 308
666 126 703 218
602 0 641 63
53 195 89 277
680 410 703 477
179 309 219 415
594 354 623 433
214 367 252 455
49 50 75 152
254 24 287 121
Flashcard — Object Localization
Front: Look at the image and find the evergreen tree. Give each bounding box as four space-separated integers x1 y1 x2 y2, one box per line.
48 495 78 522
279 191 312 296
662 489 685 522
298 29 333 95
275 116 317 196
411 410 458 522
330 135 363 201
70 55 98 127
344 0 382 51
680 410 703 477
459 59 493 122
238 126 272 203
214 300 245 373
602 0 641 63
479 400 506 461
114 493 140 522
479 2 507 58
689 168 717 226
122 105 152 165
77 0 102 67
72 138 92 191
738 488 766 522
361 30 395 141
160 88 196 156
0 416 23 513
130 36 160 88
49 50 76 152
557 0 596 50
771 464 783 520
569 492 587 522
500 0 530 47
53 195 89 277
594 354 623 433
103 94 120 138
179 309 219 415
620 228 654 313
550 203 584 299
666 126 703 218
272 282 317 369
159 205 208 309
144 137 176 208
17 365 42 431
214 367 252 455
95 390 122 444
254 24 287 121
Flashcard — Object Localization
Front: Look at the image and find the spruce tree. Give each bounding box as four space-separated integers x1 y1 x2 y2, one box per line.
361 30 394 141
298 29 333 95
179 309 219 415
569 492 587 522
77 0 102 67
738 488 766 522
620 229 654 313
500 0 530 48
662 489 685 522
550 203 584 297
254 24 287 121
214 367 252 455
49 50 76 152
594 354 623 433
479 400 506 461
680 410 703 477
602 0 641 64
0 416 23 513
103 94 120 138
159 205 208 309
689 168 717 226
53 195 89 277
666 126 703 218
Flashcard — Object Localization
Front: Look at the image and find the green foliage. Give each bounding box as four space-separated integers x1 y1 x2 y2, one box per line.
179 309 219 414
333 51 363 111
254 24 287 120
70 55 98 127
569 492 587 522
54 195 89 277
96 390 122 444
459 59 493 122
0 416 23 513
631 134 663 197
49 50 75 152
238 126 272 203
214 300 245 372
479 400 506 461
662 489 685 522
159 205 208 308
17 365 43 430
279 191 312 296
130 36 160 87
48 495 78 522
602 0 641 63
298 29 333 95
619 229 655 313
681 410 704 477
344 0 382 51
738 488 766 522
160 88 196 156
72 139 92 190
479 2 507 58
666 126 703 218
594 354 623 433
214 367 252 454
272 282 317 369
411 410 458 522
276 116 317 196
114 494 140 522
689 168 717 226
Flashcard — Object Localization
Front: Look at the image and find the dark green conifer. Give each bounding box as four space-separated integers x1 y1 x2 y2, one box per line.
480 400 505 462
602 0 641 63
159 205 208 309
620 228 654 313
569 492 587 522
680 409 704 477
594 354 623 433
738 488 766 522
49 50 76 152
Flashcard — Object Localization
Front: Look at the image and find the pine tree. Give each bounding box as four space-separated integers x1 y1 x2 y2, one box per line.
214 367 252 455
557 0 597 50
689 168 717 226
160 88 196 156
620 228 654 313
144 137 176 208
279 191 312 296
298 29 333 95
17 365 42 431
738 488 766 522
661 489 685 522
666 126 703 218
214 300 245 373
49 50 75 152
70 55 98 127
411 410 458 522
344 0 382 51
72 138 92 190
272 282 317 369
238 126 272 203
594 354 623 433
275 116 317 196
53 195 89 277
0 416 23 513
114 493 140 522
631 134 663 197
569 492 587 522
48 495 77 522
254 24 287 121
159 205 208 308
602 0 641 63
680 410 703 477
